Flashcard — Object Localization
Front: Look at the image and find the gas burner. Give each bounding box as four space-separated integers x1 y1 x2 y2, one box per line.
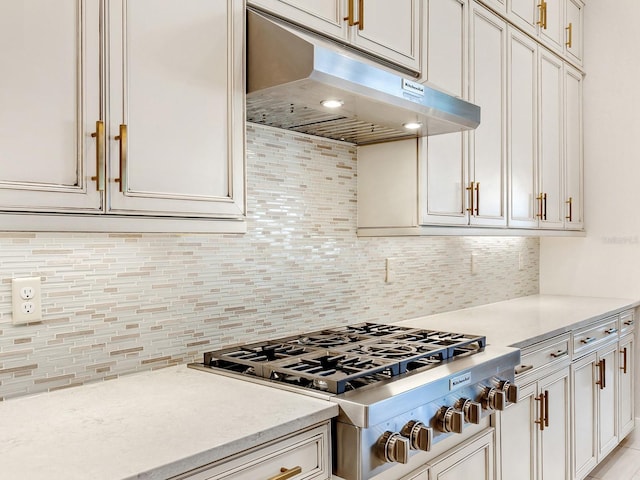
359 342 419 358
266 352 400 394
292 333 358 348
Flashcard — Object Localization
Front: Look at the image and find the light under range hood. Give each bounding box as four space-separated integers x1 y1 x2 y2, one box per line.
246 9 481 145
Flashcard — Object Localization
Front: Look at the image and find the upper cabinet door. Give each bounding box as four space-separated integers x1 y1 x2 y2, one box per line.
424 0 467 97
508 0 540 36
351 0 421 72
538 48 564 229
564 64 583 230
508 28 538 228
564 0 583 65
539 0 563 52
249 0 421 72
0 0 102 213
107 0 245 218
247 0 346 39
469 3 508 227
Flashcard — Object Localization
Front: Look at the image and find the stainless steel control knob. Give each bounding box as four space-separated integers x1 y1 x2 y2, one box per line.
377 431 410 464
457 398 482 424
401 420 433 451
500 381 519 403
437 406 464 434
483 386 507 411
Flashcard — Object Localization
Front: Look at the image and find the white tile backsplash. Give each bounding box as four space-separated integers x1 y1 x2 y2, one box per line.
0 124 538 400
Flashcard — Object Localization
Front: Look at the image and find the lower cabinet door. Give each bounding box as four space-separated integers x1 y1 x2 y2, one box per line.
597 344 618 461
571 353 598 480
428 428 494 480
619 334 635 439
498 382 537 480
539 367 570 480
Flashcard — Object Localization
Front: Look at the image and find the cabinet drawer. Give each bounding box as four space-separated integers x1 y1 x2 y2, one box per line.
175 423 330 480
572 317 619 357
620 310 635 335
515 334 571 379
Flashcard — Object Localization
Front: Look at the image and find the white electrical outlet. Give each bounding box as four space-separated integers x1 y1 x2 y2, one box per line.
385 258 394 283
12 277 42 324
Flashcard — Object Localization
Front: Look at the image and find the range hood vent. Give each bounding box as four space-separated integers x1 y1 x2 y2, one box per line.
246 9 480 145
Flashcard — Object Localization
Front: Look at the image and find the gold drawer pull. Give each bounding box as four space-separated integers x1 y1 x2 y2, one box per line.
267 466 302 480
581 337 595 344
621 347 628 374
605 327 618 335
550 349 568 358
515 364 534 375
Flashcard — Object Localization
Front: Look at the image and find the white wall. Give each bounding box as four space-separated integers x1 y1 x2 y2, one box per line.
540 0 640 299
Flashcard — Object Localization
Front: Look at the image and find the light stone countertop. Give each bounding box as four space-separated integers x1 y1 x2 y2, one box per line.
397 294 639 348
0 365 338 480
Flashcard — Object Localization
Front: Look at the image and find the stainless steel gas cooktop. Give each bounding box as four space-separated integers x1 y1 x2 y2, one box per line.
189 322 520 480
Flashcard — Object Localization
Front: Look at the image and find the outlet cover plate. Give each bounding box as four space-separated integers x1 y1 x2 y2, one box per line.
12 277 42 324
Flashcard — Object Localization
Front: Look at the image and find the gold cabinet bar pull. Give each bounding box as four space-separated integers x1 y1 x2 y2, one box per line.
475 182 480 216
543 1 548 29
466 182 475 215
534 392 546 431
536 193 543 218
566 22 573 48
114 124 128 193
621 347 628 374
90 120 105 191
544 389 549 427
565 197 573 221
267 466 302 480
543 193 547 220
596 358 606 390
536 2 544 26
356 0 364 30
343 0 355 26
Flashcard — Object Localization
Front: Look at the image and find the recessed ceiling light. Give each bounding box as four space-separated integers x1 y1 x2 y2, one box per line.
403 122 422 130
321 99 344 109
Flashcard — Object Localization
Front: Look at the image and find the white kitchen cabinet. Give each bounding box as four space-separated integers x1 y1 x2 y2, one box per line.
507 27 538 228
535 0 583 66
420 0 468 226
508 28 582 231
172 422 330 480
498 0 584 67
498 334 571 480
248 0 422 72
106 0 244 219
468 2 508 227
0 0 245 232
0 0 102 213
618 333 635 440
538 47 565 229
427 428 495 480
563 63 584 230
571 321 620 480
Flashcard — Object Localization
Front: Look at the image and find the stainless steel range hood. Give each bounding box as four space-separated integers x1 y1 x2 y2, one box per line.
246 9 481 145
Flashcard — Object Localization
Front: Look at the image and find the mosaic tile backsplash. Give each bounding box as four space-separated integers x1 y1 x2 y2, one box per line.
0 124 539 400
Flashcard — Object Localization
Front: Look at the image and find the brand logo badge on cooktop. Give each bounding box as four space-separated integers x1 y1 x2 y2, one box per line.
449 372 472 390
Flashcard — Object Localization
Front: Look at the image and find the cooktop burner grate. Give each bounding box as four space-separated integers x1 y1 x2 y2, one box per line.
202 323 486 393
